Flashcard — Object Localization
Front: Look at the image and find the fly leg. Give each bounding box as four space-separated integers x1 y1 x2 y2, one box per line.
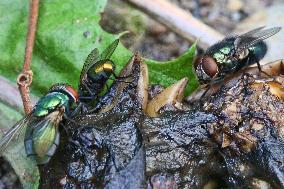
241 56 257 95
199 76 227 104
199 78 224 100
249 49 271 77
113 72 134 84
62 115 83 137
78 96 95 101
60 114 79 137
61 114 87 143
70 100 89 118
256 60 271 77
78 98 98 114
59 121 71 138
79 81 96 102
78 81 101 114
70 103 84 117
200 86 210 100
199 84 212 105
86 97 98 114
70 101 93 117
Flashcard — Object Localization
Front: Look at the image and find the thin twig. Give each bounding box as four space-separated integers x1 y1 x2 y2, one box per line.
124 0 225 49
17 0 39 114
0 76 38 114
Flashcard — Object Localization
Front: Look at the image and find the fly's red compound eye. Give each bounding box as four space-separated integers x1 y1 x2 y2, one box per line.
201 56 218 78
65 86 79 102
193 56 202 69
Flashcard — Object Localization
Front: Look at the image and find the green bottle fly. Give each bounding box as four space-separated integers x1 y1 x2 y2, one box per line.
194 27 281 85
78 39 119 103
0 83 78 164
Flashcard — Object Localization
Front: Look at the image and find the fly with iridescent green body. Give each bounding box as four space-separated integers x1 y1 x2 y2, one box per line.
0 83 78 164
79 39 119 103
194 27 282 85
75 39 124 114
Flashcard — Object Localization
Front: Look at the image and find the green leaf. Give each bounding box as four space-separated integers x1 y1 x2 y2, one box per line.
0 0 198 97
0 0 198 188
0 103 39 189
0 0 111 95
146 43 198 95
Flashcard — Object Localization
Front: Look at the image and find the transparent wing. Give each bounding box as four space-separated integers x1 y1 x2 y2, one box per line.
80 48 100 82
235 27 281 54
239 26 265 37
100 39 119 60
222 27 265 43
29 111 60 157
0 114 31 153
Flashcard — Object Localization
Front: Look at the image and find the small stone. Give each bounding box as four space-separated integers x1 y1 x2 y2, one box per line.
147 173 178 189
231 12 242 21
227 0 244 12
251 123 264 131
59 176 67 186
251 178 272 189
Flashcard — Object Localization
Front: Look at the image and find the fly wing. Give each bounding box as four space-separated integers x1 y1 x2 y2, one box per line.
29 111 61 160
239 26 266 37
0 114 32 153
80 48 100 82
100 39 119 60
234 27 281 55
79 39 119 88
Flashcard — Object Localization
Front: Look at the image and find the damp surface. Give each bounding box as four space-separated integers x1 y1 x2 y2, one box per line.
40 58 284 189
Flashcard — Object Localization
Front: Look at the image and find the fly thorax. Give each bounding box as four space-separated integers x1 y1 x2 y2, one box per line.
213 46 231 64
94 64 105 74
213 52 224 63
94 61 114 74
48 84 78 105
34 92 65 117
103 61 114 72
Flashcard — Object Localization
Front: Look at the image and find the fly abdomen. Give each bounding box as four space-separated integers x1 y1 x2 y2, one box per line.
250 41 267 62
236 41 268 71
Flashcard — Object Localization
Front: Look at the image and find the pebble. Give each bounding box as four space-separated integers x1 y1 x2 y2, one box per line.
227 0 244 12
